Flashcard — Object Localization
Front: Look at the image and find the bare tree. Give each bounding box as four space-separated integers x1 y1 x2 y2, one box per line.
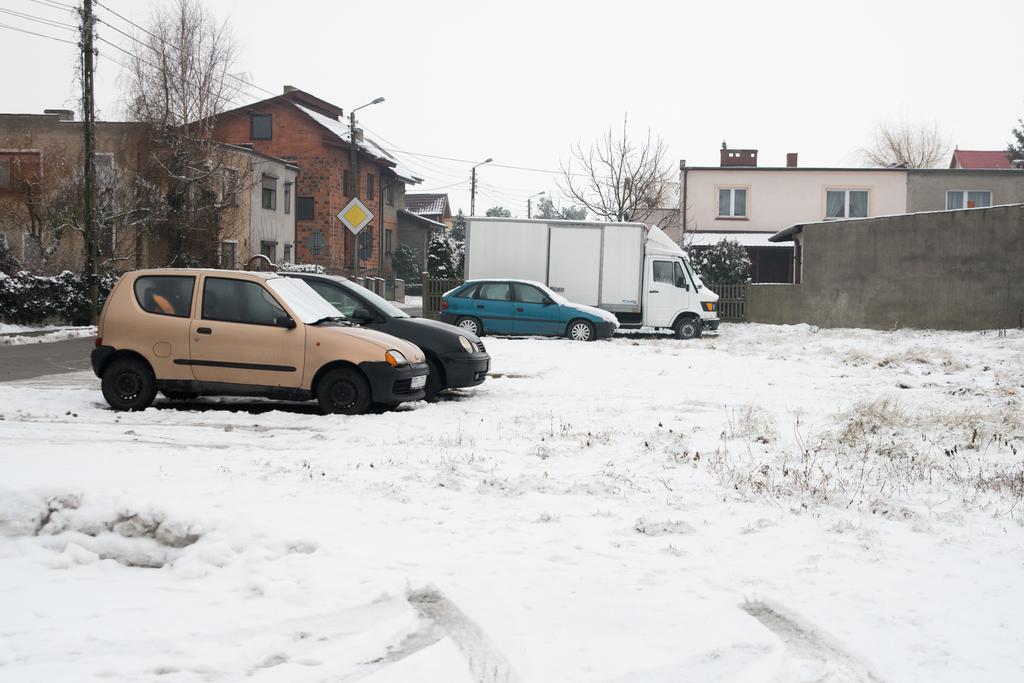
560 116 676 224
860 119 950 168
122 0 242 266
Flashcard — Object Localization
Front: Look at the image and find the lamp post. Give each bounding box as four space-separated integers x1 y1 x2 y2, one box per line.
470 157 492 216
348 96 385 272
527 191 545 219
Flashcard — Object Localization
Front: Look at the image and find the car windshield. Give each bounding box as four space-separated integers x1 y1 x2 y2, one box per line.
531 282 569 305
266 277 345 324
338 278 410 318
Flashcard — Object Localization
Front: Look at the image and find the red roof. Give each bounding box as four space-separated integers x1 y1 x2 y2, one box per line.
949 149 1012 169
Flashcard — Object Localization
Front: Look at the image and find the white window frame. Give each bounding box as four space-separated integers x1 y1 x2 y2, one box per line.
824 188 870 219
946 190 992 210
716 186 749 218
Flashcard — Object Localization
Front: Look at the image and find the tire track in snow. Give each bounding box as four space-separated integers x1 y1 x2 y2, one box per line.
348 587 520 683
740 600 886 683
406 587 521 683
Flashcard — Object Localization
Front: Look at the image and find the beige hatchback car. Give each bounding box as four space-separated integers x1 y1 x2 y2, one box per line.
91 269 428 414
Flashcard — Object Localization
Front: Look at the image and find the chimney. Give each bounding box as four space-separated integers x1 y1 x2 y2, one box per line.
283 85 297 94
720 145 758 167
44 109 74 121
786 152 798 168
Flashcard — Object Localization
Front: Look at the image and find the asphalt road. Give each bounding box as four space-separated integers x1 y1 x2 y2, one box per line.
0 337 94 382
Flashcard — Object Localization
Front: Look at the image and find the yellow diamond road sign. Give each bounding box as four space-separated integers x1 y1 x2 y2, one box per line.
337 197 374 235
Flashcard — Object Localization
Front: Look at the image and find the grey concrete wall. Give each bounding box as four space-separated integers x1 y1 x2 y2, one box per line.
907 169 1024 212
748 204 1024 330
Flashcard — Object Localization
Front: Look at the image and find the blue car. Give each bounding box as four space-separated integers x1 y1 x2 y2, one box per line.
440 279 619 341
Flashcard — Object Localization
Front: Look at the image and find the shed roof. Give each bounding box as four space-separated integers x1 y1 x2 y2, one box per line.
688 231 791 248
404 193 450 216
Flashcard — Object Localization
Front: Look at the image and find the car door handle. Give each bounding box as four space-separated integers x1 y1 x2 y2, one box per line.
515 307 524 312
196 327 212 335
476 304 484 309
648 290 659 293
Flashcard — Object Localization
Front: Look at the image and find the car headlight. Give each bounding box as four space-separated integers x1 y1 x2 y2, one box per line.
458 335 474 353
385 350 408 367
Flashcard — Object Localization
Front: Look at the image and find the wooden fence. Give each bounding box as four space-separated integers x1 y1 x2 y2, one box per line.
423 274 463 319
707 282 747 321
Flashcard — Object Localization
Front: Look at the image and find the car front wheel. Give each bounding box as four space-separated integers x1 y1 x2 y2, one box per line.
317 368 372 415
567 319 595 342
101 357 157 411
456 316 481 336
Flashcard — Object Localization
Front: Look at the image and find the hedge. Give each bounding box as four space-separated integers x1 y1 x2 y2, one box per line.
0 270 118 326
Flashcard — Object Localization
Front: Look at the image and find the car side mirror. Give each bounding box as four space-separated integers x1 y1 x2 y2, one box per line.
276 315 297 329
676 277 689 290
352 307 374 323
543 298 555 306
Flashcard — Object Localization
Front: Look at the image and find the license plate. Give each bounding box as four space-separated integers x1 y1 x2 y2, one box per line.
411 374 426 389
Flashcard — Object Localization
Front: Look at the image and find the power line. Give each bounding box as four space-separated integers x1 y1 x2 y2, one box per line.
0 6 77 30
0 20 77 45
26 0 75 11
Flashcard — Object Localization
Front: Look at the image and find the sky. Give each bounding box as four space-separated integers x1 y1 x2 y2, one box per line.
1 0 1022 216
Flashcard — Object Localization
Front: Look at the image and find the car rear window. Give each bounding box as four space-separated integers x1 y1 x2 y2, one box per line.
133 275 195 317
452 283 478 299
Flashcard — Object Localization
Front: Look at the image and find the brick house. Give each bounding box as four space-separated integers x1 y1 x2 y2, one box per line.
209 88 421 274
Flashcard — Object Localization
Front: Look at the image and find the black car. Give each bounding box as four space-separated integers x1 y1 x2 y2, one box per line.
282 273 490 401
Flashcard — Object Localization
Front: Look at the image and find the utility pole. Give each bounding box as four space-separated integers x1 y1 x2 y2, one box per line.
470 158 492 216
80 0 98 322
349 109 358 274
470 166 476 217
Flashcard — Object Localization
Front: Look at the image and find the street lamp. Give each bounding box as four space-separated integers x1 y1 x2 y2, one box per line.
527 191 545 219
470 157 493 216
348 97 385 272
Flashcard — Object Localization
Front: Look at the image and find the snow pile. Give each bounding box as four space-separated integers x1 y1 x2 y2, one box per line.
0 325 96 345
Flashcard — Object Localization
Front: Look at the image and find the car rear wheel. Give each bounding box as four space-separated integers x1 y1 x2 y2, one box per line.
317 368 372 415
424 357 443 402
567 319 595 342
674 317 701 340
456 316 481 336
101 357 157 411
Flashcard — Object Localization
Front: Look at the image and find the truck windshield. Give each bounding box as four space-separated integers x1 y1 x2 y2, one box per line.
682 257 703 290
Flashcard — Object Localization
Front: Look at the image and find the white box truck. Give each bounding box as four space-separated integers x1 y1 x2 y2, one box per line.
464 217 719 338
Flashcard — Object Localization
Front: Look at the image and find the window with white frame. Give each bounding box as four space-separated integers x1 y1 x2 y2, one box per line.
825 189 869 219
717 188 747 218
946 190 991 210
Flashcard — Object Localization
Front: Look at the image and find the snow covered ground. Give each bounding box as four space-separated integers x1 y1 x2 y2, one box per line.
0 324 96 346
1 323 1022 682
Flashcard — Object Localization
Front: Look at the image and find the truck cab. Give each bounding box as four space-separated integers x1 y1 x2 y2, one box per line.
640 228 720 338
